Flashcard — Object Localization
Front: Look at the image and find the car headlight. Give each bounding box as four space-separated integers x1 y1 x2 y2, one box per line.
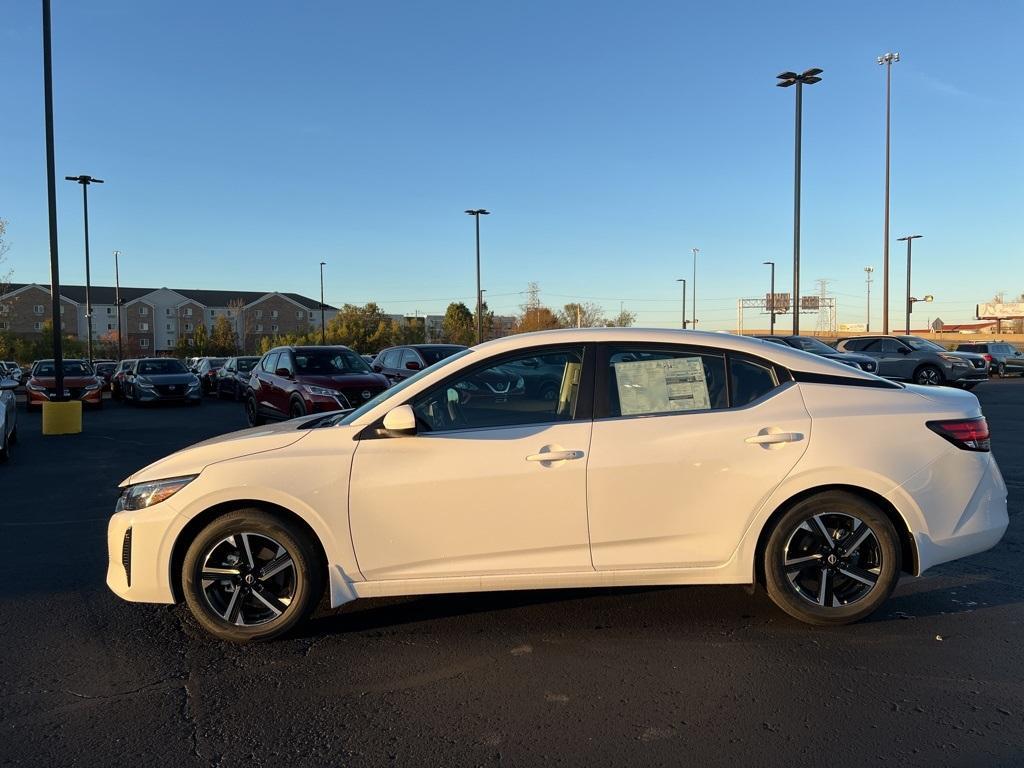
116 475 196 512
27 382 46 392
135 377 155 389
939 354 968 365
84 382 101 391
303 384 339 397
188 376 201 389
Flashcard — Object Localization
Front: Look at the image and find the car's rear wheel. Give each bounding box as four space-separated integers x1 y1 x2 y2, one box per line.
182 509 323 643
996 362 1006 377
764 491 901 625
245 395 265 426
0 427 10 462
914 365 944 386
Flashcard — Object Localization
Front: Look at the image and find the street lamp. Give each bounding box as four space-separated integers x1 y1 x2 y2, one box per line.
864 266 874 332
114 250 123 361
65 174 104 363
763 261 776 335
776 67 823 334
319 261 326 344
42 0 66 402
465 209 490 344
691 248 699 329
898 234 922 335
878 52 900 334
675 278 687 329
907 293 934 332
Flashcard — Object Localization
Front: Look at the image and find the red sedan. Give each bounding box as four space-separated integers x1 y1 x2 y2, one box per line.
26 359 104 411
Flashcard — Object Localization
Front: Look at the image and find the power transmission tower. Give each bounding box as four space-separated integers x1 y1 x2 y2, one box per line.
815 278 832 334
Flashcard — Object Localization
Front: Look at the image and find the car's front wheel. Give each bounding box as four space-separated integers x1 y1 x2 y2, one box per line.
914 365 944 386
996 362 1006 377
764 491 901 625
245 395 265 426
182 509 323 643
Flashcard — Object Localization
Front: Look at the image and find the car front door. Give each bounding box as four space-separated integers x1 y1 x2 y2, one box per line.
862 338 910 378
252 352 281 417
586 344 811 569
349 344 595 580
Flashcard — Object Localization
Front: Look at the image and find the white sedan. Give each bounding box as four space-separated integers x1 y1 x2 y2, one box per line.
107 329 1008 642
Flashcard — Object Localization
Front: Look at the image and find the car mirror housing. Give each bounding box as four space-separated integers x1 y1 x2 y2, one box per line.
275 368 294 378
382 404 417 435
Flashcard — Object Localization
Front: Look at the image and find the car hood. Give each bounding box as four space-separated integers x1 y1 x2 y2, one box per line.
821 351 875 364
948 351 987 363
122 419 313 487
298 372 388 389
137 373 196 384
31 375 98 386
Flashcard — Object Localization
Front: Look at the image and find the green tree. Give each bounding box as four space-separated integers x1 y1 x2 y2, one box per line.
557 302 605 328
325 302 395 352
605 308 637 327
441 302 475 345
210 315 237 355
191 322 209 355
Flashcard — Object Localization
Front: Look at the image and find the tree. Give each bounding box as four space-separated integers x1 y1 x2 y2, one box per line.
515 282 562 334
441 302 475 345
210 315 237 355
557 302 605 328
191 322 209 356
325 302 393 352
605 308 637 327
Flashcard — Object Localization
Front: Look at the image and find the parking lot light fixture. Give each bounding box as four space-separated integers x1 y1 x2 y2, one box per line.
465 209 490 344
65 174 104 364
776 67 823 334
763 261 776 335
879 52 900 334
897 234 922 334
319 261 327 344
114 250 123 361
676 278 687 329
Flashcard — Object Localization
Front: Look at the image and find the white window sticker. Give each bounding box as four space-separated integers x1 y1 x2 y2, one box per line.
614 357 710 415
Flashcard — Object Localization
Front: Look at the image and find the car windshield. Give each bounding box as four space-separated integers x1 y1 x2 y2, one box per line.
294 349 372 375
330 348 474 427
791 337 837 354
35 361 91 376
904 337 946 352
95 363 116 373
138 359 187 375
206 358 227 368
420 346 466 364
237 358 259 373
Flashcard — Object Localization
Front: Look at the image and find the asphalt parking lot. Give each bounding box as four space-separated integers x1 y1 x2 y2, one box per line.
3 382 1023 767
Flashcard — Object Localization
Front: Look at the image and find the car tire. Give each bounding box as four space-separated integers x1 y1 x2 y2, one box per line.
0 428 9 462
539 382 559 402
181 509 324 643
245 395 265 426
289 398 307 419
996 362 1006 377
764 491 901 626
913 365 944 386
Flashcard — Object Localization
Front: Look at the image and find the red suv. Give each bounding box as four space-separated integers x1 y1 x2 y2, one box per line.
246 345 389 425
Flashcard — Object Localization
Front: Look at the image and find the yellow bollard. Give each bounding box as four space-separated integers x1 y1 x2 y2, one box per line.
42 400 83 435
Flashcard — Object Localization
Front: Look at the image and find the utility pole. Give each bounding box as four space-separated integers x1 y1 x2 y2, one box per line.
691 248 699 330
878 52 900 334
864 266 874 332
676 279 687 329
319 261 326 344
776 67 823 335
114 250 122 360
898 234 922 335
465 209 490 344
65 174 104 363
42 0 65 401
763 261 776 335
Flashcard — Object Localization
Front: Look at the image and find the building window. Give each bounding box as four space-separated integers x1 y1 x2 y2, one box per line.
140 338 150 348
210 309 215 317
139 322 149 332
309 311 314 319
0 321 8 330
185 323 193 332
167 323 173 331
185 307 193 316
106 307 112 315
271 309 279 319
166 307 173 316
33 304 45 315
255 324 264 333
60 305 65 315
140 306 149 316
254 309 263 319
296 310 304 319
107 324 113 331
271 324 279 332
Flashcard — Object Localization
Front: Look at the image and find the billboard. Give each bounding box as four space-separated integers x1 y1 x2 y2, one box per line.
838 323 867 332
800 296 820 310
764 293 790 313
977 302 1024 319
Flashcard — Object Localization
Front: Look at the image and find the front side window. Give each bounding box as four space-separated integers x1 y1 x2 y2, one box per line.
261 352 280 373
605 348 727 417
293 349 369 374
400 349 421 368
866 338 901 354
411 347 585 432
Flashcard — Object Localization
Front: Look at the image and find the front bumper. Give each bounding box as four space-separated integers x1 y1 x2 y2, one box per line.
943 364 988 383
106 505 179 604
27 388 103 407
135 386 202 402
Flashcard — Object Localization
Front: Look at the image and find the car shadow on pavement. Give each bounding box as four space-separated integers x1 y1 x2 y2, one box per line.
865 570 1023 624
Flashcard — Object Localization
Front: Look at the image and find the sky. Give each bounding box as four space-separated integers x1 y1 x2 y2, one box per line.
1 1 1021 331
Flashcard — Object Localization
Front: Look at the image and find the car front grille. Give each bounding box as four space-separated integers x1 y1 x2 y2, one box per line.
971 358 987 369
862 361 877 372
339 386 384 406
155 384 186 397
121 528 132 587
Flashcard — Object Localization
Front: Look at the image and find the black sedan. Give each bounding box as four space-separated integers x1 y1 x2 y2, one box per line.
193 357 227 394
214 356 261 401
124 358 202 405
757 335 880 374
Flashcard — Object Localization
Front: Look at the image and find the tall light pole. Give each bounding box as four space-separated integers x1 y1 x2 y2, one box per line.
691 248 699 329
65 174 104 363
879 52 900 334
776 67 823 335
898 234 922 335
319 261 326 344
113 250 123 361
42 0 65 401
465 209 490 344
763 261 776 335
676 278 687 329
864 266 874 332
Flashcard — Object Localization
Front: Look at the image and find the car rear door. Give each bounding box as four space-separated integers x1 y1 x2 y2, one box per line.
252 352 280 416
586 343 811 570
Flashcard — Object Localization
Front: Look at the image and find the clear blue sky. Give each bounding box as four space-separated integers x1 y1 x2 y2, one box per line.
2 1 1021 330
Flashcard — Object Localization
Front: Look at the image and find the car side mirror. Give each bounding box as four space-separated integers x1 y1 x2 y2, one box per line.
405 361 421 371
275 368 293 378
372 364 383 372
382 404 417 435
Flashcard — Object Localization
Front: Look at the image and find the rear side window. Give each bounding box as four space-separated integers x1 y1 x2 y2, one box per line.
605 348 727 417
729 358 779 406
382 349 402 368
262 352 280 373
841 338 867 351
400 349 421 368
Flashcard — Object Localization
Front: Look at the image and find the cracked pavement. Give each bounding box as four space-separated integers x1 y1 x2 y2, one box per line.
2 382 1023 766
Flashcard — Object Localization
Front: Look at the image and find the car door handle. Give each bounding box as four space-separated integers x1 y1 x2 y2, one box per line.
526 450 584 462
745 432 804 445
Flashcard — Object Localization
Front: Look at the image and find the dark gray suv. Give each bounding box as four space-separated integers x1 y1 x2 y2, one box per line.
953 342 1024 377
836 335 989 388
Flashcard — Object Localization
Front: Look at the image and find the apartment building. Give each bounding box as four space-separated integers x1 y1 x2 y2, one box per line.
0 283 337 354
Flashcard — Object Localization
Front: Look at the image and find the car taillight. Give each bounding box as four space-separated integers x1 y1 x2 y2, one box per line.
983 354 993 362
926 417 991 452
